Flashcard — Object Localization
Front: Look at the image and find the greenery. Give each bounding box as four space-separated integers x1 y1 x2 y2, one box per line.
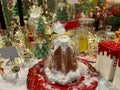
12 1 27 16
34 16 49 59
56 6 68 21
2 0 11 26
34 41 49 59
36 17 46 34
75 0 97 14
106 14 120 31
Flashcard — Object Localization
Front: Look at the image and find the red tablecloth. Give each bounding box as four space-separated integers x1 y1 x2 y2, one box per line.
27 59 99 90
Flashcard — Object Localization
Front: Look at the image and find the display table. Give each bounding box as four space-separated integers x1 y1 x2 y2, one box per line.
27 58 99 90
96 41 120 80
0 59 118 90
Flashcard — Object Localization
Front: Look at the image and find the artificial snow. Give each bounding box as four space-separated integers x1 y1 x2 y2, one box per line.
44 61 97 87
0 59 118 90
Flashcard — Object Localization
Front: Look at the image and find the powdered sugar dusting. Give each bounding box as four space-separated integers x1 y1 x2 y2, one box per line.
44 61 96 86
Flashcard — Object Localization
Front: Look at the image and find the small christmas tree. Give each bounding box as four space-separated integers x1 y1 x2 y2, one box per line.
36 17 45 34
12 1 27 16
34 38 49 59
34 16 49 59
56 6 68 21
56 0 68 21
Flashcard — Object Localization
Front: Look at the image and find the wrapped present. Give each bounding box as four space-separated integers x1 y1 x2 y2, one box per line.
95 41 120 80
113 53 120 90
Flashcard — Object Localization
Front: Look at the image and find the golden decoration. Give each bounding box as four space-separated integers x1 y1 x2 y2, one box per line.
114 28 120 42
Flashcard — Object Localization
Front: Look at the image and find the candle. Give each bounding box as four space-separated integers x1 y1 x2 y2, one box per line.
0 1 7 30
17 0 24 26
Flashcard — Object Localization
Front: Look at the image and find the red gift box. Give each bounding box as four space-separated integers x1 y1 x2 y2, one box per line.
61 20 79 30
98 41 120 60
96 41 120 80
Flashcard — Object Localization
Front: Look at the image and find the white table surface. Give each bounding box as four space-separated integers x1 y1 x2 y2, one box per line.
0 61 118 90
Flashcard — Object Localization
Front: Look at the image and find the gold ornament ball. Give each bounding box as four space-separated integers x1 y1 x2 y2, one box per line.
11 66 20 73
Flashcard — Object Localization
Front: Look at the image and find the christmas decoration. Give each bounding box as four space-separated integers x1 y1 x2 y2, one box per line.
43 0 51 20
24 23 31 48
75 0 97 14
111 5 120 15
14 28 25 43
4 34 12 47
11 65 20 73
56 1 68 21
114 28 120 42
0 35 5 48
75 12 85 19
34 39 49 59
36 17 46 35
1 0 11 27
34 16 49 59
103 3 120 31
28 5 43 29
6 57 16 66
106 14 120 31
12 0 27 17
88 32 98 53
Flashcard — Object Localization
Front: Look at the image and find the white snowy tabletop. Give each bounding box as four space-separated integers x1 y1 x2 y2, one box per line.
0 61 118 90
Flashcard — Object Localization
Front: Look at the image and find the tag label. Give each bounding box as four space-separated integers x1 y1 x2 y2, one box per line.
0 46 19 59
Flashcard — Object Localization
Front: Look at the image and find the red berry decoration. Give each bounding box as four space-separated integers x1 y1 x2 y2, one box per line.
111 5 120 16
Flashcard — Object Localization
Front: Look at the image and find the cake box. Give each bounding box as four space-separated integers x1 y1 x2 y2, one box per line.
113 53 120 90
95 41 120 80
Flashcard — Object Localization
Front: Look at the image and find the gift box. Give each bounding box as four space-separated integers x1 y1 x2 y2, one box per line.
95 41 120 80
61 20 79 30
113 53 120 90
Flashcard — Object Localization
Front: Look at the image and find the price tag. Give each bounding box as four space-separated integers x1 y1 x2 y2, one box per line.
0 46 19 59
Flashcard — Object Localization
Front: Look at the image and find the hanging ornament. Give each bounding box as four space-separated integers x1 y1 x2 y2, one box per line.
11 65 20 73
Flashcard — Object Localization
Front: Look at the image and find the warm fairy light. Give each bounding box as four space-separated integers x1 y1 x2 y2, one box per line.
89 0 93 2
